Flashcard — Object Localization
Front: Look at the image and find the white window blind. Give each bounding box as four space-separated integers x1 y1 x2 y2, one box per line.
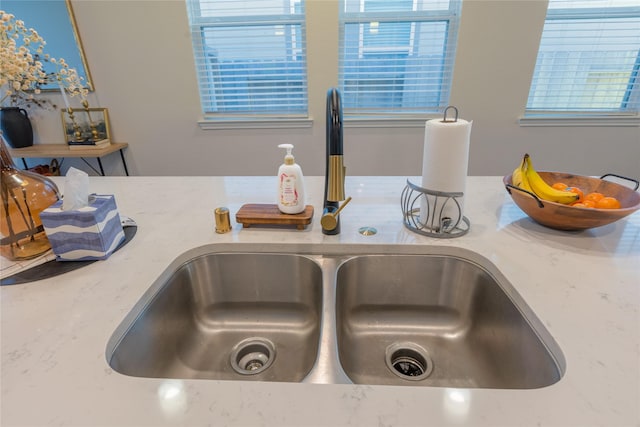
526 0 640 114
338 0 462 114
186 0 308 116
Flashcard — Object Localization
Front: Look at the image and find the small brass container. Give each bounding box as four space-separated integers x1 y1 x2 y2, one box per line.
215 207 231 233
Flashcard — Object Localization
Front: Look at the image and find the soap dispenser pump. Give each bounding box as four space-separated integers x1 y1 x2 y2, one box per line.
277 143 306 214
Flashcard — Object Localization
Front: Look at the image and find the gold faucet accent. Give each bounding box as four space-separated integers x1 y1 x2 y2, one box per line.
326 155 345 202
321 196 352 232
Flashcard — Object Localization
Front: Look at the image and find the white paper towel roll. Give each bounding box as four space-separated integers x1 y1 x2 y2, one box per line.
419 117 472 230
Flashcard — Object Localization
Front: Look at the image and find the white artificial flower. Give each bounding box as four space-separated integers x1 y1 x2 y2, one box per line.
1 9 87 109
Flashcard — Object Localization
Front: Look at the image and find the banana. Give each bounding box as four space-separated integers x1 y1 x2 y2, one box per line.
523 154 579 204
511 155 532 192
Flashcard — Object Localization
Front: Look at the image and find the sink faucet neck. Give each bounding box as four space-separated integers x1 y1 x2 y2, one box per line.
327 88 343 156
323 88 347 235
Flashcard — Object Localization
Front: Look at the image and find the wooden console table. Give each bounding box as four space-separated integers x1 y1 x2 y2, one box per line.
9 142 129 176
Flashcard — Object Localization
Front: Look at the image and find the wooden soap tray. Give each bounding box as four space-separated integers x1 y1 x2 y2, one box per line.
235 204 314 230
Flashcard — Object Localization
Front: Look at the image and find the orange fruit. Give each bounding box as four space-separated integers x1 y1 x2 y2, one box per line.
569 200 596 209
595 197 621 209
552 182 568 191
584 192 604 203
581 199 597 208
565 187 584 202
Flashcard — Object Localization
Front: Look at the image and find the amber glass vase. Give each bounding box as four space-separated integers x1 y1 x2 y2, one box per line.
0 135 61 260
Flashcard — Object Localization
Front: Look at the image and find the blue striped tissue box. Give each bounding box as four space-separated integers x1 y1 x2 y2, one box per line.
40 195 125 261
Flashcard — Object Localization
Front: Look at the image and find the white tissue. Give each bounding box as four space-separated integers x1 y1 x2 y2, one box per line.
419 118 472 229
62 167 90 211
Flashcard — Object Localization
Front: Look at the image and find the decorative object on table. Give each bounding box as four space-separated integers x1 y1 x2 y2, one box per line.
82 99 101 141
0 9 88 147
61 106 110 147
0 10 50 149
40 168 125 261
418 106 472 233
2 0 94 92
0 135 61 260
27 159 60 176
0 107 33 148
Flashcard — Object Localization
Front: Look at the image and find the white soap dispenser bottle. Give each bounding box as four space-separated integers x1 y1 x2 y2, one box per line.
277 143 306 214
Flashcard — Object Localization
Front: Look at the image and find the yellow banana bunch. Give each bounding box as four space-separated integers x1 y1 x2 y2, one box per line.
511 155 532 192
513 154 579 204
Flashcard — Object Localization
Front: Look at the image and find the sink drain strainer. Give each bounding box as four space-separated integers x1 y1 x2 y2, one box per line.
230 337 276 375
385 342 433 381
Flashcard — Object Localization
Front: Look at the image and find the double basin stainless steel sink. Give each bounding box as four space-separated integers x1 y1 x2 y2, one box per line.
106 244 565 389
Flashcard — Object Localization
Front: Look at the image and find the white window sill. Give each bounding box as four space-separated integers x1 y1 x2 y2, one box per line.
198 117 313 130
197 114 446 130
344 115 439 128
519 114 640 127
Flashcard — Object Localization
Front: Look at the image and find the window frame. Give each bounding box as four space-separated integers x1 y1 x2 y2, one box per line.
187 0 462 129
338 0 462 118
521 3 640 127
187 0 312 128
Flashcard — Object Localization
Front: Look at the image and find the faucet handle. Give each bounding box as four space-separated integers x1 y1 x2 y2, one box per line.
321 196 352 232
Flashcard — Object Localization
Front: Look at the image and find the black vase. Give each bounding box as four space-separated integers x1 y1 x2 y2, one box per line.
0 107 34 148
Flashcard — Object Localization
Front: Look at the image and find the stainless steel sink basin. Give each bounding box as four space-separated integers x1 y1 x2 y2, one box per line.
107 253 323 382
336 254 564 389
107 244 565 388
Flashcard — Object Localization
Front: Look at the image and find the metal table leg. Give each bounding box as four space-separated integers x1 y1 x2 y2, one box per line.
96 157 105 176
119 149 130 176
79 157 103 176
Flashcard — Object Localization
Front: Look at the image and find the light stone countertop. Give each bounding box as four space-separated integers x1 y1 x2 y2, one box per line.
1 176 638 427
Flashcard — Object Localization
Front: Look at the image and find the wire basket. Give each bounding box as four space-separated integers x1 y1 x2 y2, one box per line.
401 179 470 238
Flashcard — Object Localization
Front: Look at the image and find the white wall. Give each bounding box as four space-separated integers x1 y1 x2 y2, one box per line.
29 0 640 178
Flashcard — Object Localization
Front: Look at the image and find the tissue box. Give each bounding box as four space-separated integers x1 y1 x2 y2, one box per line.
40 195 125 261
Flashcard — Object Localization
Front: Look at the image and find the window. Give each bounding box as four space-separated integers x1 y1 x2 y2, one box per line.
526 0 640 115
185 0 462 123
186 0 308 117
339 0 462 114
